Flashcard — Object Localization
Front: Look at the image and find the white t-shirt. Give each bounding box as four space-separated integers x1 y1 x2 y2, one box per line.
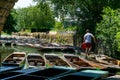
84 33 94 43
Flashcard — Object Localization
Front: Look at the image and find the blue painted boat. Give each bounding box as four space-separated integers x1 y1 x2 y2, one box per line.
2 66 76 80
51 69 108 80
0 66 21 73
28 66 76 78
0 68 40 80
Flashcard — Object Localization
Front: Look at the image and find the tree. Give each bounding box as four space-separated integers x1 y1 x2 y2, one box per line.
36 2 55 31
96 7 120 57
115 32 120 52
15 1 55 32
51 0 120 44
3 9 17 34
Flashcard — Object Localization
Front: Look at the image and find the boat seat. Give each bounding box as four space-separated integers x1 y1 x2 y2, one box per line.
54 60 69 66
28 59 45 66
37 62 45 66
29 62 44 66
73 61 90 67
29 62 35 66
28 59 44 62
13 57 25 60
5 59 21 64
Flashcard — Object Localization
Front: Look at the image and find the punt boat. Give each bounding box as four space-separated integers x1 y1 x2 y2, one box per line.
26 53 46 69
2 52 26 67
44 53 71 67
63 54 107 69
63 54 93 68
95 55 120 68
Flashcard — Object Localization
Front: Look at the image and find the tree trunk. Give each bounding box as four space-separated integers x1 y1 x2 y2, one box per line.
0 0 18 36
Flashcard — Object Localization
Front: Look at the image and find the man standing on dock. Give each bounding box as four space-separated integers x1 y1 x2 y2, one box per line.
83 29 96 58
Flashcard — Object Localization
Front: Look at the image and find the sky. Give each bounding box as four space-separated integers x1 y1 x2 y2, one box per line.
14 0 35 9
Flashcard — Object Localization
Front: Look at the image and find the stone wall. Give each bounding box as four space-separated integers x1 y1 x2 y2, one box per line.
0 0 18 34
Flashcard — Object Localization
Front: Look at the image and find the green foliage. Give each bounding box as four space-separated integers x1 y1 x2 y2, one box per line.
96 7 120 56
3 9 17 34
53 22 64 31
53 21 77 31
115 32 120 51
65 26 77 31
51 0 120 44
15 2 55 32
36 2 55 30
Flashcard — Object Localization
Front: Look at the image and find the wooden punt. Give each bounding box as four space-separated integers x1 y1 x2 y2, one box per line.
26 53 46 69
44 53 71 67
63 54 93 68
63 54 105 69
95 55 120 67
2 52 26 67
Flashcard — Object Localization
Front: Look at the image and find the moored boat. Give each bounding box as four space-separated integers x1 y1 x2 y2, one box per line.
63 54 93 69
2 52 26 67
52 69 108 80
26 53 46 69
95 55 120 68
44 53 71 67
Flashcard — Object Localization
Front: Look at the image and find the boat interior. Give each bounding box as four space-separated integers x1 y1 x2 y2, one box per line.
3 52 25 64
27 55 45 66
95 55 120 66
64 54 92 67
44 54 70 67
